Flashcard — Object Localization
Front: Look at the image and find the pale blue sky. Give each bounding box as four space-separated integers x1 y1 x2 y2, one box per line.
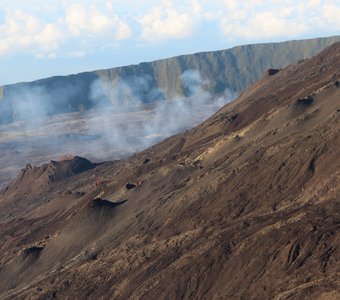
1 0 339 85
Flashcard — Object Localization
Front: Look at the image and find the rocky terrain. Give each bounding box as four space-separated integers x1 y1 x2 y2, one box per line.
1 36 340 188
0 100 226 188
0 42 339 299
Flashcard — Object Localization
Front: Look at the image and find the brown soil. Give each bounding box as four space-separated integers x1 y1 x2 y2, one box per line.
0 43 339 300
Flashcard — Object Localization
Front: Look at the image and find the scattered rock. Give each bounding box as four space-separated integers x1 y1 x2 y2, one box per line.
63 190 73 196
296 96 314 106
126 183 137 190
228 114 238 123
264 68 280 76
95 178 106 188
21 246 44 260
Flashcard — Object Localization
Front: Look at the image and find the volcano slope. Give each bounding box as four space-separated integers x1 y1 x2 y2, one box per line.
0 43 340 300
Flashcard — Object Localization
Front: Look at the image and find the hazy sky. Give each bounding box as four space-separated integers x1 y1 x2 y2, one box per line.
1 0 339 85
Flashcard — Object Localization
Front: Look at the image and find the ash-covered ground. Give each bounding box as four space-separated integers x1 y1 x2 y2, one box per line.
0 100 229 188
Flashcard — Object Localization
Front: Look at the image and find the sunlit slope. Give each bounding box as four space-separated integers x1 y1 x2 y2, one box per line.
0 41 339 300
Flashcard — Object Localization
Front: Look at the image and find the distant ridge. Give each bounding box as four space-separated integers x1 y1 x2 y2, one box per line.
0 35 340 124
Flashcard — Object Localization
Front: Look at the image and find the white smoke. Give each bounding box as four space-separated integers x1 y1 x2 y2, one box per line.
0 70 238 186
84 69 237 158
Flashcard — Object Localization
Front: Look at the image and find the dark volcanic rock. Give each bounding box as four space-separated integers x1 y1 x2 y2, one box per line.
125 183 137 190
296 96 314 106
21 246 44 260
264 68 280 76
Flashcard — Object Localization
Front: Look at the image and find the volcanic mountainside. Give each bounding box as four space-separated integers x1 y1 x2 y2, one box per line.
0 43 339 299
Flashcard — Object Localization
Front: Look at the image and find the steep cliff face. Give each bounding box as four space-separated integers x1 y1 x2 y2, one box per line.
0 72 101 124
0 42 339 299
1 35 340 124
